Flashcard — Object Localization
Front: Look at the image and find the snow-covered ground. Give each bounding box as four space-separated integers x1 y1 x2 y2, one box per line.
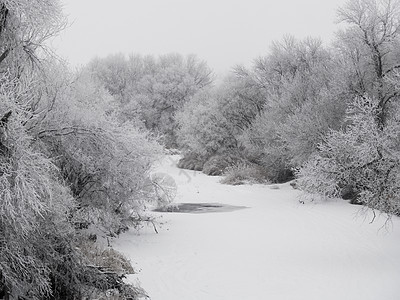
114 155 400 300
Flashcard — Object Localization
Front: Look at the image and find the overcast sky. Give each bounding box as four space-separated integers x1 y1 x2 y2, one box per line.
53 0 348 76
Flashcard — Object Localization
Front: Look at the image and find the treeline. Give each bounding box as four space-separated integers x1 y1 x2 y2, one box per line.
177 0 400 216
79 0 400 217
176 0 400 216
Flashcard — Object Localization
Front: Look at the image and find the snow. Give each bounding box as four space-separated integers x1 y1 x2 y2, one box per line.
114 155 400 300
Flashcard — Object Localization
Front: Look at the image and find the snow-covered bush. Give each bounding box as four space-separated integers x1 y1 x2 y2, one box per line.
298 97 400 215
177 152 205 171
221 162 269 185
202 154 243 176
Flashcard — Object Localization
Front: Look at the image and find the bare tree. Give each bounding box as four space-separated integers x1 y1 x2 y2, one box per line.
337 0 400 126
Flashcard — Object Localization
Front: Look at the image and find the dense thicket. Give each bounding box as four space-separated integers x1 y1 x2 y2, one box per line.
176 36 347 181
175 0 400 215
0 1 163 299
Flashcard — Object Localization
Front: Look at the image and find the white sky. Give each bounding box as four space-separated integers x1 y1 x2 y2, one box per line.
53 0 348 76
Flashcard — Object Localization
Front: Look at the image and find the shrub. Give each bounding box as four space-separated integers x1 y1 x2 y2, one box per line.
177 152 205 171
202 154 242 176
221 162 269 185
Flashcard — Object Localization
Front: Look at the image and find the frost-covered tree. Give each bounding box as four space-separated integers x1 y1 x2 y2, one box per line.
336 0 400 127
0 62 156 300
0 72 75 299
88 53 213 147
176 37 346 181
32 62 163 236
0 1 155 298
237 37 345 181
0 0 65 71
298 96 400 215
298 0 400 215
177 74 265 157
87 53 130 103
177 88 235 157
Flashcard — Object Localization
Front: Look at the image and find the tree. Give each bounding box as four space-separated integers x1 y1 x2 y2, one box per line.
176 72 266 157
32 62 163 236
0 72 72 298
88 53 213 147
0 0 65 71
336 0 400 127
297 96 400 216
237 36 345 181
0 1 156 298
87 53 131 103
298 0 400 216
177 88 236 157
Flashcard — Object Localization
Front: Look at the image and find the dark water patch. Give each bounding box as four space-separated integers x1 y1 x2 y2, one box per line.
154 203 247 214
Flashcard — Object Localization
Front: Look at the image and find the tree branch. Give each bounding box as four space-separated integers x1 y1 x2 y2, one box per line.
0 48 10 65
0 111 12 128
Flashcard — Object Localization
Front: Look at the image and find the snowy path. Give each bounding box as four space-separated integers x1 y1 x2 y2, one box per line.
115 155 400 300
